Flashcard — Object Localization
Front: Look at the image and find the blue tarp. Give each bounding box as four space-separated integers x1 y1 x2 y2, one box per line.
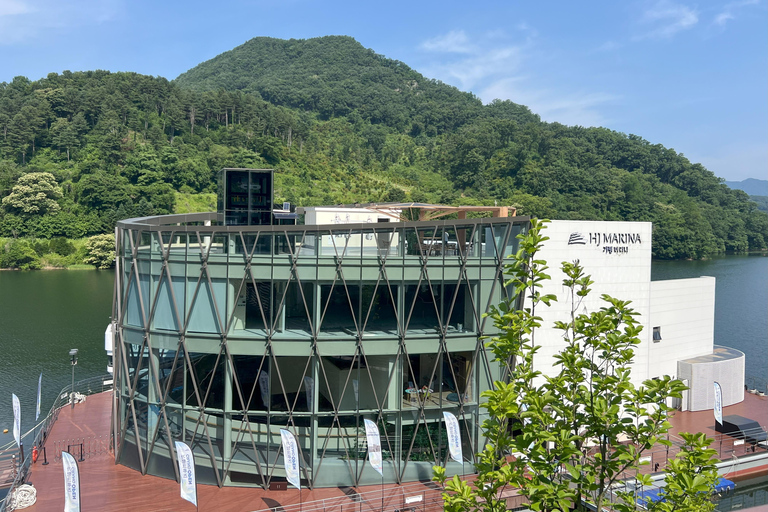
714 477 735 493
636 487 663 506
636 477 734 508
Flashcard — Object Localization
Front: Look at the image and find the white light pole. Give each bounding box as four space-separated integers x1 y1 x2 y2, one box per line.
70 349 78 409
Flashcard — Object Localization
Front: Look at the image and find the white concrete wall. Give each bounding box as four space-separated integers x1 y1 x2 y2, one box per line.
302 207 401 253
302 207 401 226
678 348 745 411
648 277 716 379
535 220 653 384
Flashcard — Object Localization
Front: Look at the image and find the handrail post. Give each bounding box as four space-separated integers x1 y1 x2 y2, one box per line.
42 446 48 465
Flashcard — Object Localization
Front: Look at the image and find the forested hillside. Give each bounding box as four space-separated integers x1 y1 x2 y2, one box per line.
0 35 765 265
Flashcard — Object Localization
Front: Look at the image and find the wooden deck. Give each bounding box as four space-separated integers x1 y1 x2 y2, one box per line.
18 390 768 511
22 392 445 511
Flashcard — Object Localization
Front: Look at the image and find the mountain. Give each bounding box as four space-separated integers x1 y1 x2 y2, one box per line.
725 178 768 197
174 36 539 135
0 36 765 263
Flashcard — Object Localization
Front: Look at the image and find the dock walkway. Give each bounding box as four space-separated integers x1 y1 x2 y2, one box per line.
16 391 768 511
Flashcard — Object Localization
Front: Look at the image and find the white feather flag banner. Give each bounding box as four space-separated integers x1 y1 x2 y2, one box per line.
363 419 383 476
174 441 197 506
280 429 301 489
443 411 463 463
62 451 81 512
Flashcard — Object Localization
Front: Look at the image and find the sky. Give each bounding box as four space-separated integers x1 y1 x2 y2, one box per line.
0 0 765 182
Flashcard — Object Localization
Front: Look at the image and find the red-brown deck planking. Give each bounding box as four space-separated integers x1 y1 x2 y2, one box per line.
23 392 443 512
21 391 768 512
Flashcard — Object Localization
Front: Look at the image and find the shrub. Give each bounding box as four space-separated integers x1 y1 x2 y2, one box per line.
83 233 116 269
0 238 42 270
49 237 76 256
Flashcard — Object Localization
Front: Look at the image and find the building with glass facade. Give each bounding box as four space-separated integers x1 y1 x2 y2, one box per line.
111 206 528 489
111 184 733 490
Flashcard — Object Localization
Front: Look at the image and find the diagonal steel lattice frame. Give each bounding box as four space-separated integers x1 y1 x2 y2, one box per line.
112 213 529 489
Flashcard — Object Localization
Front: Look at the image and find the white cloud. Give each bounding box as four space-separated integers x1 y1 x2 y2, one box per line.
480 78 619 127
420 30 473 54
634 0 699 39
713 0 759 26
0 0 32 16
417 30 618 128
421 43 525 92
0 0 122 45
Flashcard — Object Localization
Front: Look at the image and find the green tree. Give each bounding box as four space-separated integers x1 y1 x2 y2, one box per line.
51 117 79 161
0 238 41 269
1 172 63 216
83 233 116 269
434 220 719 512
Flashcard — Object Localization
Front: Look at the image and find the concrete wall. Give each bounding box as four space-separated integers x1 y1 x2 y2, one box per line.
302 207 401 253
648 277 716 379
678 347 745 411
536 220 653 384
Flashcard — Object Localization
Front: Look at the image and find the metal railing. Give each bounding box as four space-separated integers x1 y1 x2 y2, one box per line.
51 435 112 463
745 376 768 395
0 375 113 512
251 482 448 512
247 480 530 512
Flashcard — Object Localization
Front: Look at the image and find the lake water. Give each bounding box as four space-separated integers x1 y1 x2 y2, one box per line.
0 255 766 445
0 269 113 449
652 254 768 393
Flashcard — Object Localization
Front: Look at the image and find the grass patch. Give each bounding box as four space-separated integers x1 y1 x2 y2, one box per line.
175 192 217 214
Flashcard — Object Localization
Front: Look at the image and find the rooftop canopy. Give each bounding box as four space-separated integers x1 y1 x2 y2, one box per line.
300 202 517 222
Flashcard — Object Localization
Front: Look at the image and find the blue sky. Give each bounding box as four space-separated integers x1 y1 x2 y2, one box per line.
0 0 765 181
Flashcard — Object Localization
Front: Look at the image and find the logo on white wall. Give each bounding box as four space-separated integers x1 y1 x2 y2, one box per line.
568 231 643 255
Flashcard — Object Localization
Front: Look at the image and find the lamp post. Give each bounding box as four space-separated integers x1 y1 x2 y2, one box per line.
69 349 78 409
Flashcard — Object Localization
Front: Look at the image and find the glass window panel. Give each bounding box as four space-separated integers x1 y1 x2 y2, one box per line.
153 275 185 331
404 353 440 409
156 348 184 406
297 233 317 257
169 233 187 253
318 356 360 412
232 355 268 412
359 355 395 410
226 171 249 210
360 284 398 333
401 421 441 463
187 278 226 334
445 283 474 333
186 352 225 410
404 283 440 332
442 351 474 404
320 284 358 332
316 415 359 462
245 282 273 331
283 281 313 333
271 356 313 413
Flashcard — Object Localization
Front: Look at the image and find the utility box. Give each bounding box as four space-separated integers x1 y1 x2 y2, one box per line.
218 168 274 226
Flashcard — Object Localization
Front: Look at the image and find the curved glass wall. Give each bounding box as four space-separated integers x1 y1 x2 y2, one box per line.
112 212 527 488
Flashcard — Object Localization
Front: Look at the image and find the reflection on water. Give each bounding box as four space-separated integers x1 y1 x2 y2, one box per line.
715 474 768 511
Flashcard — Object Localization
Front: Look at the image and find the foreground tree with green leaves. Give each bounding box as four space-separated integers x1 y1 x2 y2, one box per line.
434 219 719 512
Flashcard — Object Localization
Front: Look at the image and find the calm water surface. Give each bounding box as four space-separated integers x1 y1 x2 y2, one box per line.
0 255 765 445
652 254 768 392
0 269 113 447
